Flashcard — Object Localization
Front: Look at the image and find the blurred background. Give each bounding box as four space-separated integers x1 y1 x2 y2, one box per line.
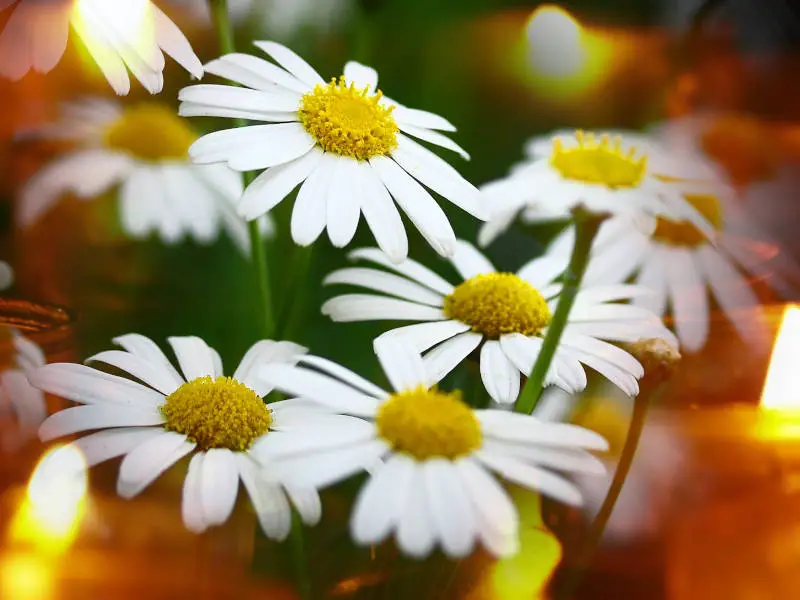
1 0 800 598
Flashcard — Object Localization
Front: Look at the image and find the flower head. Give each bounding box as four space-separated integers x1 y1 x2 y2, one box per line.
30 334 340 538
18 98 265 253
0 0 202 95
258 337 608 558
180 41 487 262
321 241 676 404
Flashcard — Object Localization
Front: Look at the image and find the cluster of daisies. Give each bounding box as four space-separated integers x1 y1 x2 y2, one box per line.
0 0 795 561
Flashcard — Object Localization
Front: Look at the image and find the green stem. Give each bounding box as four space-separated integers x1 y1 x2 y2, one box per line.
209 0 275 339
514 209 607 415
277 244 315 341
290 511 312 599
557 393 652 599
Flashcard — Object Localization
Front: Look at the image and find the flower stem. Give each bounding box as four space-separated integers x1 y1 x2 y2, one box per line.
208 0 275 339
557 392 652 599
277 244 315 341
514 208 607 415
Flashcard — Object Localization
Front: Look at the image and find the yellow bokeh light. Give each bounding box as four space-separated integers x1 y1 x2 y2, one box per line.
760 305 800 411
9 445 88 554
0 555 55 600
523 4 614 100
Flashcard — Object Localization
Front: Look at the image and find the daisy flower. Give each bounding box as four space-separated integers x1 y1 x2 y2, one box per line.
30 334 338 538
0 0 202 95
523 132 800 352
258 337 609 559
0 332 47 451
321 240 676 404
179 41 486 262
480 129 719 246
18 98 266 252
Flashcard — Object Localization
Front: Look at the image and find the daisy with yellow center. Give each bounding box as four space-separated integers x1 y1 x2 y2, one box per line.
31 334 344 538
517 128 800 352
18 98 267 252
321 241 675 404
0 0 202 95
478 130 721 249
258 337 608 559
179 41 487 262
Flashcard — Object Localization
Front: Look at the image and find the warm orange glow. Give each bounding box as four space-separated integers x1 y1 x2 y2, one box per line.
760 305 800 411
9 445 89 554
0 555 55 600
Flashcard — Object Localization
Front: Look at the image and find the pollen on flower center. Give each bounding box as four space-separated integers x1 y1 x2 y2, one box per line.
551 131 647 189
652 192 724 247
444 273 552 339
160 376 272 451
376 386 481 460
104 103 198 162
298 77 399 160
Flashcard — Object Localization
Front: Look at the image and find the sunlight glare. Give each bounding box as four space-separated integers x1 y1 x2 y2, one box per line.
760 305 800 411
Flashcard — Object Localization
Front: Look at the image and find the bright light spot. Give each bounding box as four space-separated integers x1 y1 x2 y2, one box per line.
526 5 584 78
9 445 88 554
760 305 800 411
0 555 55 600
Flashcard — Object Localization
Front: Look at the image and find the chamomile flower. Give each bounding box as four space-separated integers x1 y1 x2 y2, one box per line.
180 41 486 262
18 98 267 252
0 332 47 451
322 241 676 403
480 130 719 246
258 337 609 559
0 0 202 95
29 334 342 538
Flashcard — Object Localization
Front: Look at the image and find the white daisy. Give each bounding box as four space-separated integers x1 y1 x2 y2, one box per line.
0 332 47 451
257 336 609 559
321 240 676 404
0 0 202 95
480 129 719 247
18 98 268 253
30 334 337 538
179 41 486 262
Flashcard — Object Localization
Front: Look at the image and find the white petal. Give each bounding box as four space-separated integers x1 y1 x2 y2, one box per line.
374 335 428 393
478 208 520 248
348 247 454 295
343 61 377 92
482 439 606 475
167 336 220 381
152 5 203 78
87 350 180 395
259 364 381 416
39 404 165 442
480 341 520 405
516 254 570 290
449 239 496 279
113 333 184 384
322 294 446 322
326 156 362 248
179 85 299 115
393 135 485 219
204 52 307 93
396 464 436 558
476 451 584 506
324 267 444 306
583 233 648 286
28 363 164 407
253 41 325 88
370 156 457 257
355 160 409 264
117 431 195 498
284 485 322 526
477 410 608 451
559 332 643 378
200 448 240 526
377 320 470 354
497 334 558 385
70 13 131 95
290 154 334 246
393 107 456 132
351 453 415 545
665 247 709 353
182 453 207 533
250 416 374 460
422 332 482 386
424 459 476 558
632 246 669 316
236 453 292 540
297 354 388 399
398 124 470 159
233 340 307 394
0 0 70 79
72 427 163 469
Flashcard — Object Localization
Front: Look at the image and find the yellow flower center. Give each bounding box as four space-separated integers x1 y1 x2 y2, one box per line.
444 273 552 340
104 103 197 162
550 131 647 189
376 386 481 460
652 192 724 247
160 376 272 452
298 77 398 160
